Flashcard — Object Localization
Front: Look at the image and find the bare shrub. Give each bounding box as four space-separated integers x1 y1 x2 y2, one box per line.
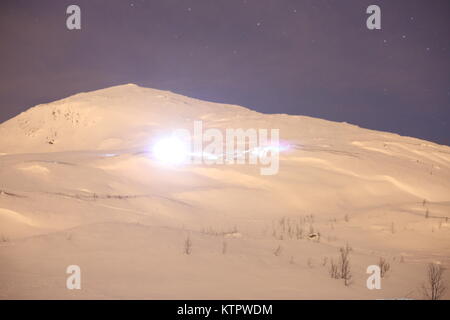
184 236 192 255
295 224 304 240
274 245 282 257
272 216 311 241
379 257 390 278
329 259 339 279
339 243 352 286
344 214 349 222
1 234 9 242
270 215 327 245
307 258 313 268
287 224 293 239
422 263 446 300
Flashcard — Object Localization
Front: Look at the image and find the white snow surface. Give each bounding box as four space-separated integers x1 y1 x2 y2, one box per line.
0 84 449 299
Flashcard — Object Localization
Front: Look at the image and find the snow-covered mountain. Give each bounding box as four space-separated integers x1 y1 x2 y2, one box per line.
0 84 449 299
0 84 254 153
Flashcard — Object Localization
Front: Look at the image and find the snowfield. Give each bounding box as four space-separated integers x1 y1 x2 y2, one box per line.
0 84 449 299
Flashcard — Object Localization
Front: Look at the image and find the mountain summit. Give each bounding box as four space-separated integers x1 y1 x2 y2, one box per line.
0 83 412 153
0 84 254 153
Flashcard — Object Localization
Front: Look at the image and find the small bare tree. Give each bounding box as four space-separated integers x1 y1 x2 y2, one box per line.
379 257 390 278
184 236 192 255
339 243 352 286
329 259 339 279
422 263 446 300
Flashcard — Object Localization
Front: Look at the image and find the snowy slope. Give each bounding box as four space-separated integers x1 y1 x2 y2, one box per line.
0 84 253 153
0 84 449 299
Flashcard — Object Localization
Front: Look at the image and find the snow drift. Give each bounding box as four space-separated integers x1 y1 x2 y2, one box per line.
0 84 449 299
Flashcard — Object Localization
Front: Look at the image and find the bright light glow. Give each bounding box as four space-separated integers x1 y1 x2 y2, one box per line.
250 144 287 157
152 137 190 165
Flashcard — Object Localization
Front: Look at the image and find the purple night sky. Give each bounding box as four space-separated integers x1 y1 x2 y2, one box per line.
0 0 449 144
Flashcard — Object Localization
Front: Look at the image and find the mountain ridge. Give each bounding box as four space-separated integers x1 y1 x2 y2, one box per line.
1 84 447 154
